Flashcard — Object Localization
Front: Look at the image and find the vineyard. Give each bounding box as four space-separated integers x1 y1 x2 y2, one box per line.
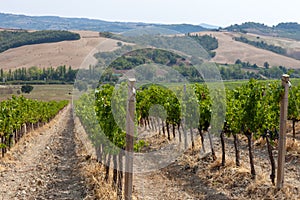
0 96 68 157
75 79 300 199
0 81 298 199
1 9 300 200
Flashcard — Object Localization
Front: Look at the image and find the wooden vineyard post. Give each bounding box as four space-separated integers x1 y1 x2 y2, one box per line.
276 74 289 190
125 78 136 200
183 84 188 149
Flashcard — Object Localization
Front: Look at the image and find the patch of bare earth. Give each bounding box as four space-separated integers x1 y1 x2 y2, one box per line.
133 129 229 200
0 105 97 199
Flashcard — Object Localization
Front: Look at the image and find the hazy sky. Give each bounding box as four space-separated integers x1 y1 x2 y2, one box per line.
1 0 299 27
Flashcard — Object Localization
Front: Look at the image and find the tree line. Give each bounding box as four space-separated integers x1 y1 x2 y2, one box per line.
2 60 297 85
187 33 218 58
234 36 287 55
0 30 80 53
0 65 78 84
218 59 300 80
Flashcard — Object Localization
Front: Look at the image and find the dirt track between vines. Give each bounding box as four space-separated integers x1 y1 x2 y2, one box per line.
133 126 300 200
0 105 95 200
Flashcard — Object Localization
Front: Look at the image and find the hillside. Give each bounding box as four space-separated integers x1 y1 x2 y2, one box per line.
0 13 207 34
0 30 80 53
193 31 300 68
223 22 300 41
2 30 300 71
235 32 300 60
0 31 121 70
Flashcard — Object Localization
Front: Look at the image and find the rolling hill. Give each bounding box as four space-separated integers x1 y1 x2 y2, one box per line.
0 31 122 70
233 32 300 60
223 22 300 41
1 29 300 71
1 13 300 71
193 31 300 68
0 30 80 53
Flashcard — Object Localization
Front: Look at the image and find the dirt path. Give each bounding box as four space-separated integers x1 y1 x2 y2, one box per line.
0 105 95 200
133 129 229 200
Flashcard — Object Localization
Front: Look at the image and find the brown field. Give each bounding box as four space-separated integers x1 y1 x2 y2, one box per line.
242 32 300 51
237 32 300 60
0 84 73 102
1 29 300 71
0 30 121 70
193 31 300 68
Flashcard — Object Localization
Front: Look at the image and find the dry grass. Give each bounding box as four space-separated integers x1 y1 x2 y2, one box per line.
0 30 120 70
171 135 300 199
81 160 118 200
192 31 300 68
0 84 73 102
81 158 141 200
244 32 300 53
199 154 299 199
0 165 5 172
286 138 300 153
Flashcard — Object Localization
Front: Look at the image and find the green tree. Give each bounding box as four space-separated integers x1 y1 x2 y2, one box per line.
21 85 34 93
117 42 122 46
264 62 270 69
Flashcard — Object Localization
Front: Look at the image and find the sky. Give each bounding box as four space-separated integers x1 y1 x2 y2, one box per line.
1 0 300 27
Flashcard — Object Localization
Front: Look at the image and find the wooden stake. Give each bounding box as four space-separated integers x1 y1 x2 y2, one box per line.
277 74 289 190
125 78 136 200
183 84 188 149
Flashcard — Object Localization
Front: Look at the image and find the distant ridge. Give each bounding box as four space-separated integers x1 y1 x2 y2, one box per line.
0 13 207 33
223 22 300 40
